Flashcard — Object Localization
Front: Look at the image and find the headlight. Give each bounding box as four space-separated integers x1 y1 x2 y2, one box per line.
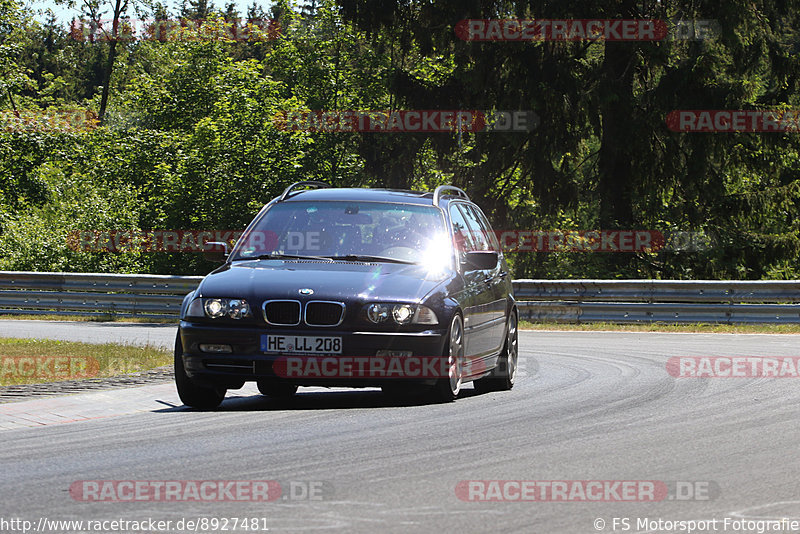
366 303 390 323
364 303 438 325
227 299 250 319
392 304 414 324
204 299 228 318
186 298 251 319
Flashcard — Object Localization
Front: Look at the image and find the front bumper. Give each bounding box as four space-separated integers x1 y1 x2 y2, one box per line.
179 321 449 388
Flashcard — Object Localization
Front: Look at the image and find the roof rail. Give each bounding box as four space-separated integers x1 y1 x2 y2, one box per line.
433 185 469 206
279 181 331 201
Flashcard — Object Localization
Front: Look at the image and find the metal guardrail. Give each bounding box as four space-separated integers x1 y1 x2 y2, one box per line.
0 271 203 319
1 272 799 323
513 279 800 324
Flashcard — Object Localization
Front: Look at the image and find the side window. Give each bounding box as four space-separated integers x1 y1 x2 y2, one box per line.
464 204 500 252
456 204 490 252
449 204 476 253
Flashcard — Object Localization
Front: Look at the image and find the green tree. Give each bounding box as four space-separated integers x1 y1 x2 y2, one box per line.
333 0 800 279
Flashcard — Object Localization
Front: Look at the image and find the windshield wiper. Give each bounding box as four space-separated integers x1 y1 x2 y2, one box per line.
323 254 417 265
236 253 334 262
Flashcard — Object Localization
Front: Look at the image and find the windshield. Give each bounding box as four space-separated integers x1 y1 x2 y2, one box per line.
231 201 452 266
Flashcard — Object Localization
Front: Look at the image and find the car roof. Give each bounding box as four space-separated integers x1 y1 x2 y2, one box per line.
279 187 445 206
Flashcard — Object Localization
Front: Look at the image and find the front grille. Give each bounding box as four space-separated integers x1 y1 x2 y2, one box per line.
263 300 301 326
305 301 345 327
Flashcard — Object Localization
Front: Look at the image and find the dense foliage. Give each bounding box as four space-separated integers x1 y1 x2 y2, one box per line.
1 0 800 278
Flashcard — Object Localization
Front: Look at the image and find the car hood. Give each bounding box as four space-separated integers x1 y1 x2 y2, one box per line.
196 260 454 304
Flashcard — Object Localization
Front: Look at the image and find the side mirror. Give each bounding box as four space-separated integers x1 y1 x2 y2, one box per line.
463 250 499 270
204 241 230 263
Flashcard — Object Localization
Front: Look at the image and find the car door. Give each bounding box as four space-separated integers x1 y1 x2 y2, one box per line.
448 202 484 362
462 203 509 355
449 202 501 363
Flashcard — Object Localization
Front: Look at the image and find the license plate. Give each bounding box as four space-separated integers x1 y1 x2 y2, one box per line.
261 335 342 354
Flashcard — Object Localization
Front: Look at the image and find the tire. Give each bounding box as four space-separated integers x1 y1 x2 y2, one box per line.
257 378 298 398
381 384 405 397
431 313 465 403
174 333 226 409
474 309 518 393
381 383 423 401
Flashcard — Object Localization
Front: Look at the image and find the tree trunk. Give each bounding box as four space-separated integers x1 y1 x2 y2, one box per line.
98 0 124 124
597 4 638 228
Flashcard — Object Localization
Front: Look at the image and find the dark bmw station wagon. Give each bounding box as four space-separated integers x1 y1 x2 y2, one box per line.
175 182 518 407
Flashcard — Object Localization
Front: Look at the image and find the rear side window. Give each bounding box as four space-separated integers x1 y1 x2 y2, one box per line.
463 203 500 252
454 203 491 252
449 204 478 253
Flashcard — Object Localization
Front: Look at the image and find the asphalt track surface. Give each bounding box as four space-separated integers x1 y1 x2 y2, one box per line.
1 321 800 533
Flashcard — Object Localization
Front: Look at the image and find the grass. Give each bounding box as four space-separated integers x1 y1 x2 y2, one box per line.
0 338 173 386
0 313 176 324
519 320 800 334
